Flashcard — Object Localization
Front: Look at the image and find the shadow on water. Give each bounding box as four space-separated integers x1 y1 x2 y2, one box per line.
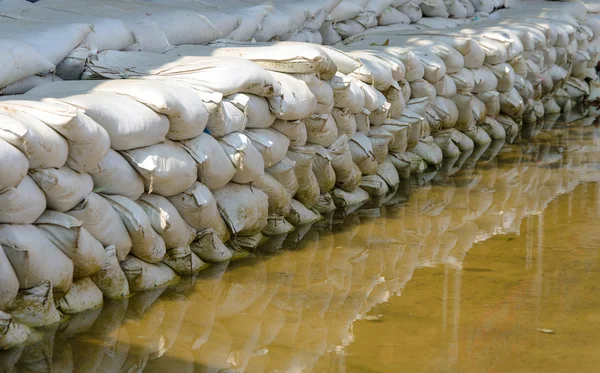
3 118 600 372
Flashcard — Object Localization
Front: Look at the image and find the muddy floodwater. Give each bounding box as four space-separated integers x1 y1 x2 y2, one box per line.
4 121 600 373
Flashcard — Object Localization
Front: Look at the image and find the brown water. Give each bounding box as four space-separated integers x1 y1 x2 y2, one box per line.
4 121 600 373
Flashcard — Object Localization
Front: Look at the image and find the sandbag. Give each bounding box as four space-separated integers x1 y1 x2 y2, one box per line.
432 96 459 129
0 224 73 295
167 182 231 242
269 72 317 121
29 167 93 213
384 86 406 119
0 139 28 192
294 73 335 114
433 75 457 98
206 97 247 138
219 132 265 184
88 149 145 200
265 157 300 197
312 146 337 194
286 199 321 226
475 91 501 118
213 183 269 236
137 194 196 249
162 246 204 275
190 228 232 263
0 176 46 224
120 256 178 293
499 88 525 118
381 120 411 153
251 173 293 216
104 194 166 264
449 67 475 93
180 133 237 190
331 72 365 114
122 140 197 197
34 211 106 279
472 67 499 93
232 93 276 128
0 38 55 89
262 215 295 236
246 128 291 168
57 278 104 314
332 108 358 139
350 132 379 176
329 134 362 192
90 245 130 299
271 119 308 147
0 311 30 350
287 147 320 209
305 114 339 147
480 116 507 140
7 281 60 328
66 193 132 261
0 245 19 310
487 63 516 92
368 128 394 163
330 187 370 207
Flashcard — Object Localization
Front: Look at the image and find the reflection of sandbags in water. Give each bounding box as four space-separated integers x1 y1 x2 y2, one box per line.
15 325 56 372
0 345 23 373
217 259 267 318
192 320 234 371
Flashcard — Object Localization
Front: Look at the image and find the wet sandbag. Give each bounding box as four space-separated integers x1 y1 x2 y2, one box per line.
313 146 337 194
246 128 291 168
122 140 197 197
57 278 104 314
286 199 321 226
0 176 46 224
190 229 232 263
103 194 166 264
350 132 379 176
0 311 30 350
287 146 320 209
0 245 18 310
219 132 265 184
120 256 178 293
88 149 145 200
137 194 196 249
0 224 73 295
214 183 269 237
368 128 394 164
480 117 507 141
265 157 300 197
0 138 28 192
162 246 204 275
66 193 132 261
411 137 444 167
329 135 362 192
7 281 60 327
330 187 370 207
271 119 308 147
180 133 236 190
29 166 93 213
167 182 231 242
251 173 292 216
34 211 106 279
263 215 295 236
499 88 525 118
90 245 130 300
313 192 336 214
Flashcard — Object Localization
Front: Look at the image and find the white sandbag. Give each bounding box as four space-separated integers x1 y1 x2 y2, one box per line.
356 110 371 134
451 93 477 132
449 67 475 93
0 176 46 224
34 211 106 279
414 50 447 84
0 311 30 350
319 45 362 75
496 114 520 143
420 0 450 18
122 140 197 197
0 245 19 310
334 20 366 39
471 96 487 125
180 133 236 191
447 0 468 18
269 72 317 121
271 119 308 147
480 116 506 140
245 128 291 168
564 77 590 101
398 109 424 149
66 193 132 261
0 139 28 192
286 199 321 226
357 79 386 113
312 145 337 194
120 256 178 293
163 246 204 275
514 75 534 102
0 110 68 169
265 157 299 198
218 132 265 184
232 94 276 129
214 183 268 236
410 79 436 103
305 114 339 147
469 0 494 13
350 132 379 176
406 97 430 116
88 149 144 200
330 187 370 207
251 173 292 216
329 134 362 192
384 86 406 119
432 96 459 129
487 63 516 92
90 245 130 300
331 73 366 114
287 147 320 209
2 74 62 95
472 67 499 93
0 39 55 89
509 55 528 77
137 194 196 249
7 281 60 328
399 2 424 23
368 128 394 163
206 99 247 138
499 88 525 118
378 7 411 25
29 167 93 213
381 120 411 153
57 278 103 314
0 224 73 295
332 108 358 139
347 51 399 91
294 74 335 114
475 91 501 118
104 194 166 264
190 228 232 263
167 182 230 242
543 98 562 115
433 76 457 98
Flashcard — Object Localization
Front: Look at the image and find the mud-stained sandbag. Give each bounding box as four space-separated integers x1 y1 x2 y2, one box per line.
312 146 337 194
219 132 265 184
7 281 60 327
350 132 379 175
162 246 204 275
137 194 196 250
88 149 145 200
29 167 93 213
305 114 339 148
0 176 46 224
90 245 130 300
167 182 231 242
411 137 444 166
180 133 236 191
368 128 394 163
313 192 336 214
271 119 308 147
496 114 520 144
269 72 318 121
67 193 132 261
34 211 106 279
251 173 292 216
0 245 18 310
122 140 197 197
475 91 501 118
384 86 406 119
214 183 269 236
0 139 28 192
104 194 166 264
286 199 322 226
265 157 300 197
190 228 232 263
499 88 525 118
0 311 30 350
246 128 291 168
120 256 178 293
332 108 358 139
0 110 68 169
329 134 362 192
287 146 320 208
0 224 73 295
330 187 370 207
58 278 104 315
263 215 295 236
381 120 411 153
481 117 507 141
